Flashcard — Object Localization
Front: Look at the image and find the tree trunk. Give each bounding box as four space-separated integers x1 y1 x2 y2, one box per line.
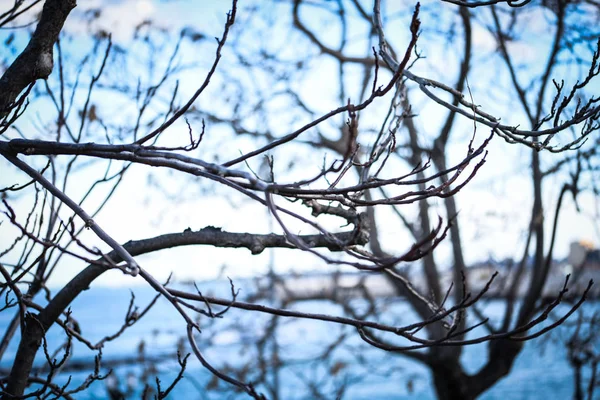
2 315 45 398
430 359 473 400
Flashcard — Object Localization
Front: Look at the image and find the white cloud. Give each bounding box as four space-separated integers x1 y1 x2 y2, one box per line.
472 24 496 52
65 0 158 42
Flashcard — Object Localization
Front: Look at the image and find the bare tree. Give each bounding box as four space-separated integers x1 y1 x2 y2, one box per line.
235 1 599 399
553 310 600 400
0 0 598 399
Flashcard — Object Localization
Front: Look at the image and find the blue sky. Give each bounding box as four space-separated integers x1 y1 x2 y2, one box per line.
1 0 598 288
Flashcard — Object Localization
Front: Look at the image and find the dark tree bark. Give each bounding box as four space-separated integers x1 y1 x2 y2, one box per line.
0 0 76 117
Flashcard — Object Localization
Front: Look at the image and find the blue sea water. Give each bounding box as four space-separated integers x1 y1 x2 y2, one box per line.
0 281 598 399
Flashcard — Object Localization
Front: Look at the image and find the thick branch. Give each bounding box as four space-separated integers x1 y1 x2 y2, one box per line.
0 0 76 116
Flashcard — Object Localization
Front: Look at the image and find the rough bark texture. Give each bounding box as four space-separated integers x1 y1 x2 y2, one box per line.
3 315 46 397
0 0 76 116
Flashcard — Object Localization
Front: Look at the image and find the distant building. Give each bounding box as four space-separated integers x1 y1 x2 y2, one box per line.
568 241 600 270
